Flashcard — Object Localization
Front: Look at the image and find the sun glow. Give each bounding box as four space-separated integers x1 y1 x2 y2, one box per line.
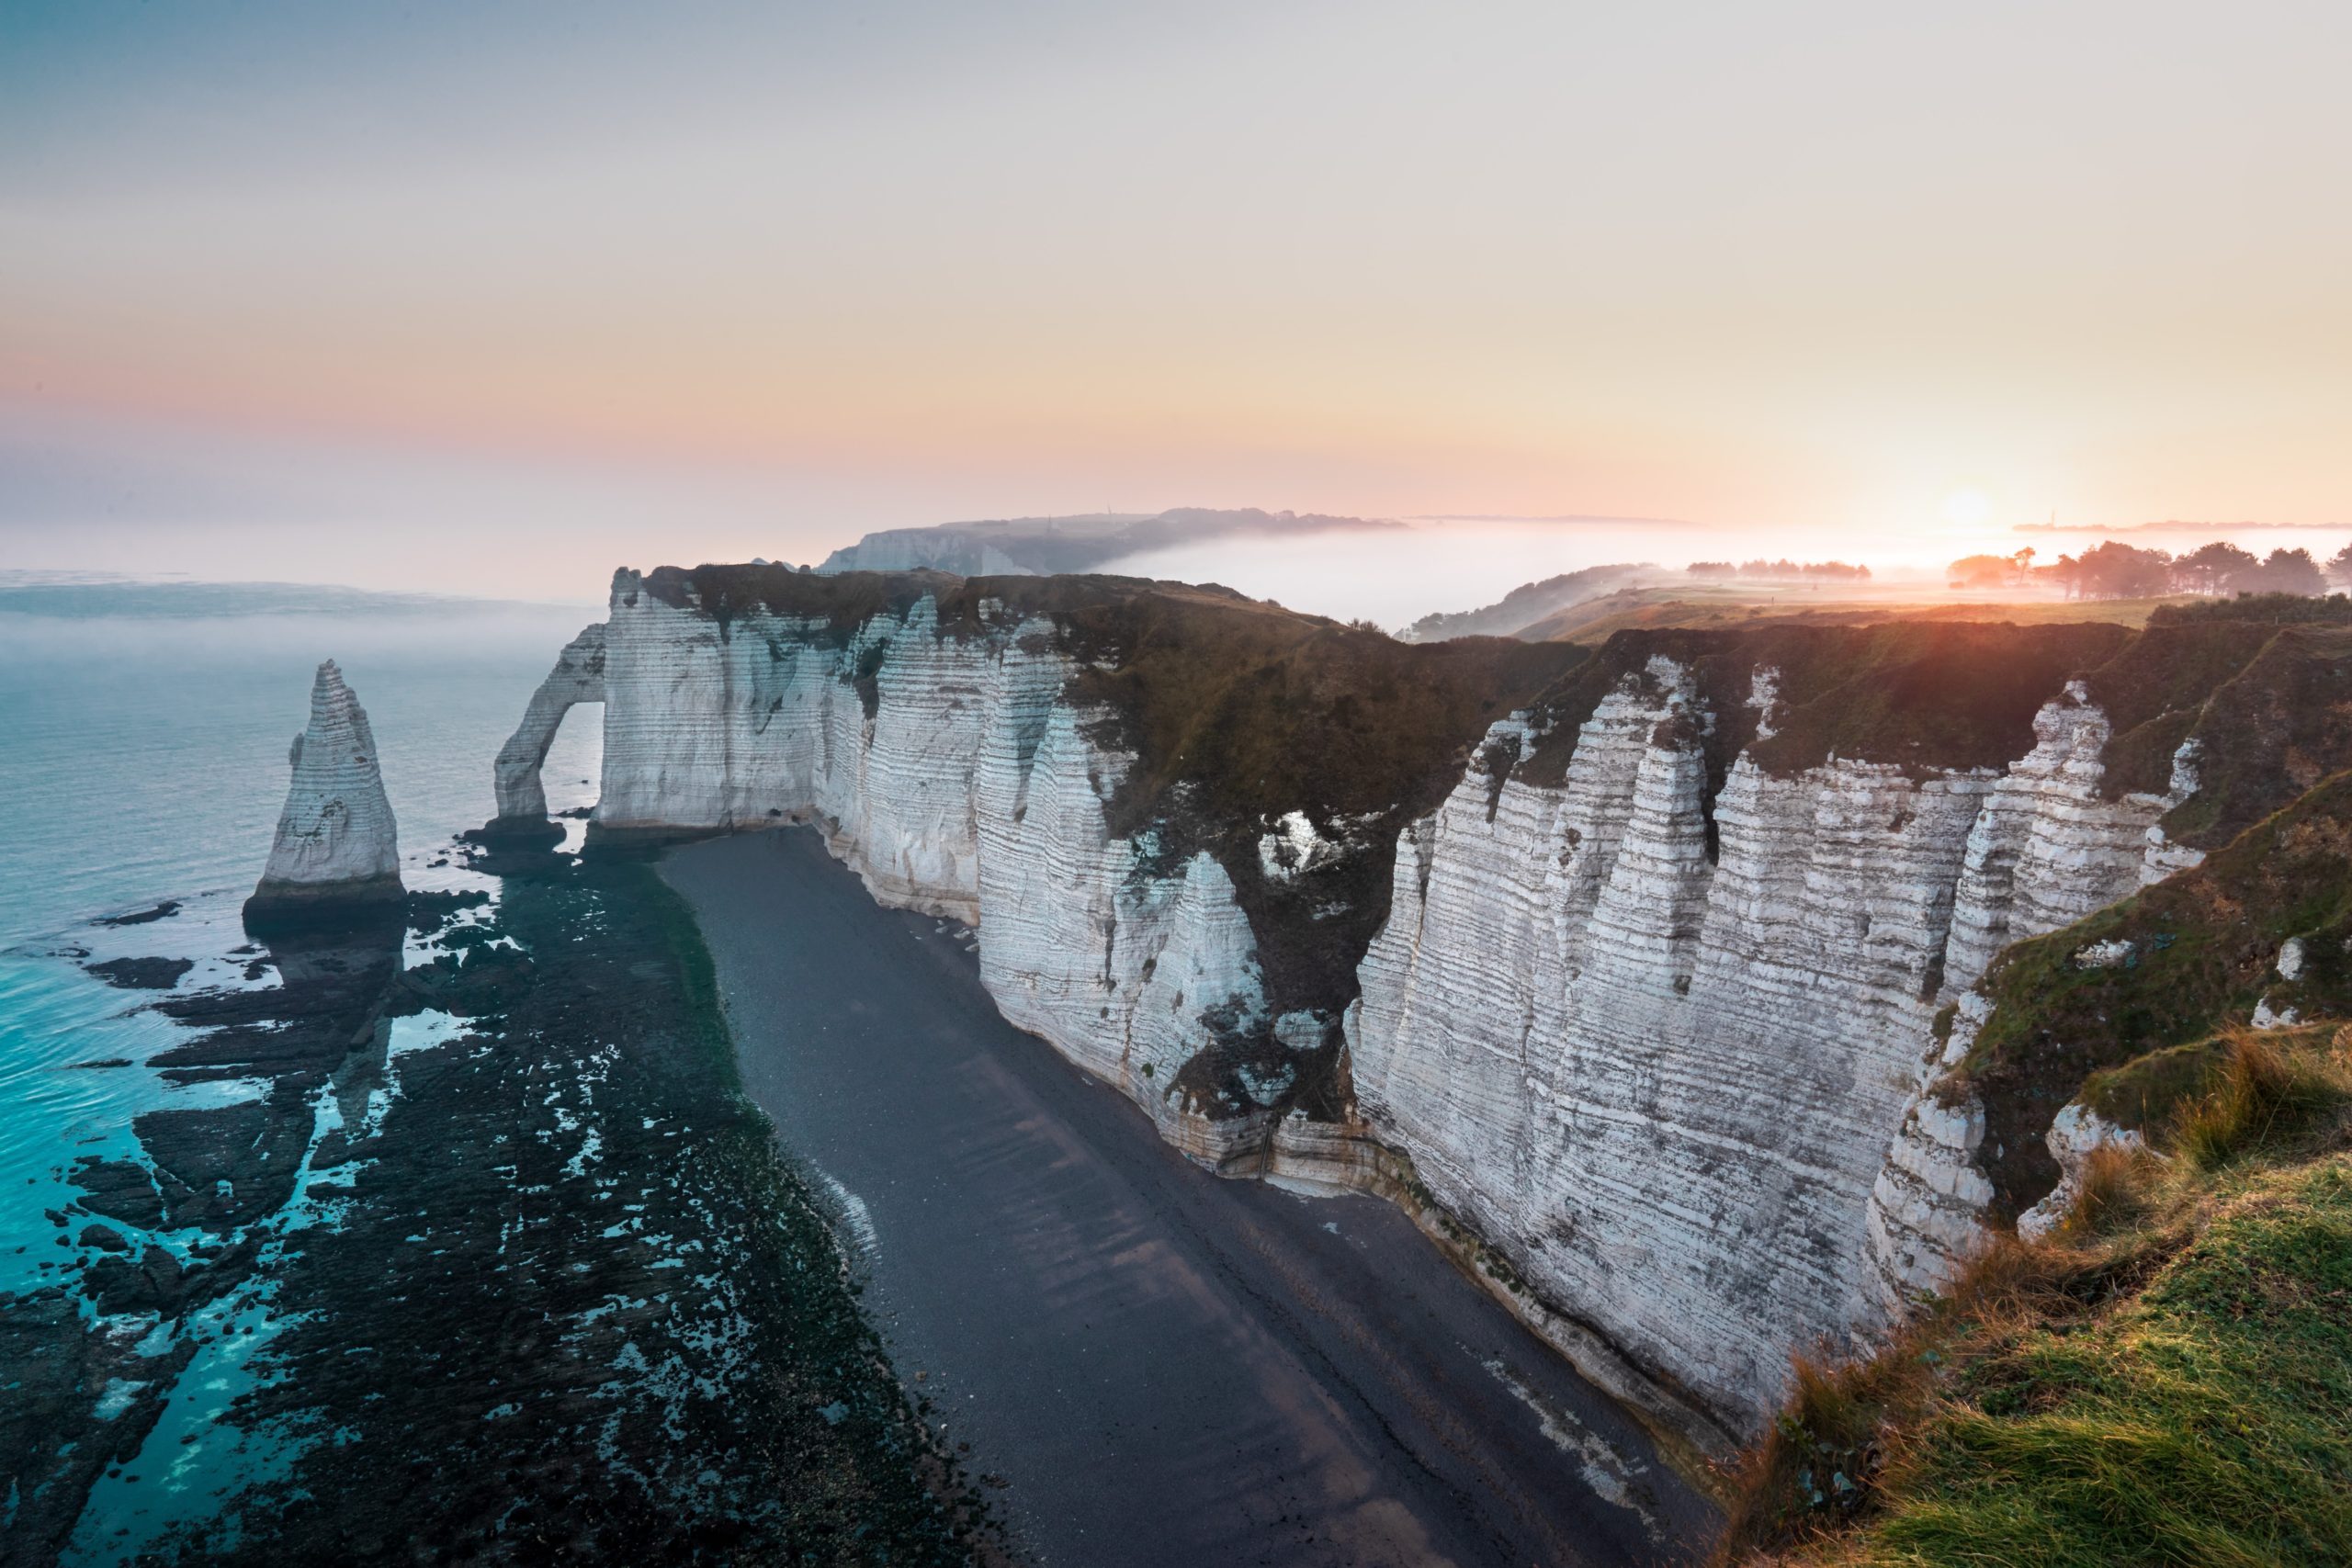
1940 487 1994 528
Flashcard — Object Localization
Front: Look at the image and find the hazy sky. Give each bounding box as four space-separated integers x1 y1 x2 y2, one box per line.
4 0 2347 599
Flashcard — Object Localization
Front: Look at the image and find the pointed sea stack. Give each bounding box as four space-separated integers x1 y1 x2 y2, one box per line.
243 660 405 931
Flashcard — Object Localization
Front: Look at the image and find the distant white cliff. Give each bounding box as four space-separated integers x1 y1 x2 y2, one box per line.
245 659 403 926
816 507 1400 578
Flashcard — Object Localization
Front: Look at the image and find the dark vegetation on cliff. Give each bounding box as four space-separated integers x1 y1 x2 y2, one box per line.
2089 597 2352 845
1503 598 2352 880
1510 621 2128 797
1720 1030 2352 1568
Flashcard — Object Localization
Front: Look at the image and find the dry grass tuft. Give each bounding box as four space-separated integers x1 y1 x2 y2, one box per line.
2173 1025 2352 1171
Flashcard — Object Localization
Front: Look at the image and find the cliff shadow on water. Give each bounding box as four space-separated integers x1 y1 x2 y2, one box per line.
7 847 997 1568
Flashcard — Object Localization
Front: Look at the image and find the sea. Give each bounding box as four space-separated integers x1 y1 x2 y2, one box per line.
0 581 605 1553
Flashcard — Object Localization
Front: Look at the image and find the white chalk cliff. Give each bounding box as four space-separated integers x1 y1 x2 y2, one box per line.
499 571 2211 1442
1350 670 2199 1429
246 659 403 922
524 572 1330 1170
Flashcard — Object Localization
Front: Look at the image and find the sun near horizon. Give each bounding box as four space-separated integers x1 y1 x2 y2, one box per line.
5 1 2349 599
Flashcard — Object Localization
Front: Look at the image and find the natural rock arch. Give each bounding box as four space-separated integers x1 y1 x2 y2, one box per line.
486 622 606 841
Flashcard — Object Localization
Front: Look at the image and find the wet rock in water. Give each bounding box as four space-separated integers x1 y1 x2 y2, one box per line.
243 659 405 931
84 956 193 990
391 944 537 1017
0 1286 198 1562
130 1100 313 1230
82 1246 190 1317
171 858 989 1563
404 887 490 934
68 1156 170 1231
28 851 985 1562
95 901 180 927
147 923 403 1087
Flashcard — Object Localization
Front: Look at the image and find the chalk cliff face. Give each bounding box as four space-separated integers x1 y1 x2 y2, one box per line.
563 570 1359 1167
502 570 2331 1444
1342 663 2201 1428
246 659 403 926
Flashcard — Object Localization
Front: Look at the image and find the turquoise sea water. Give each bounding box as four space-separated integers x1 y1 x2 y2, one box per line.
0 596 604 1290
0 587 986 1565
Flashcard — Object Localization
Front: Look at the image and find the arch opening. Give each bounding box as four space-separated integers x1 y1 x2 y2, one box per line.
485 622 606 843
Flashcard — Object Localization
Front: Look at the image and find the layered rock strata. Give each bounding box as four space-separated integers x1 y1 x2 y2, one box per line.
1348 671 2199 1429
244 660 403 928
565 570 1343 1168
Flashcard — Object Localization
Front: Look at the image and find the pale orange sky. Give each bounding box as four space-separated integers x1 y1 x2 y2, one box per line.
3 0 2347 602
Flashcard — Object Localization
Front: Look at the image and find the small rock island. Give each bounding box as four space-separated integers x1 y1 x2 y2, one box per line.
243 658 404 930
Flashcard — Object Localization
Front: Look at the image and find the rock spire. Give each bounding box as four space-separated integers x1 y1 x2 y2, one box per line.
243 659 403 929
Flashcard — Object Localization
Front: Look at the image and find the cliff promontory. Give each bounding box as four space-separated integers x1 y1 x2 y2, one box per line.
492 572 2350 1450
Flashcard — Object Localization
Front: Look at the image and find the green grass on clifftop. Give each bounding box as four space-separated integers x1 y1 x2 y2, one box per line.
1720 1028 2352 1568
1951 768 2352 1215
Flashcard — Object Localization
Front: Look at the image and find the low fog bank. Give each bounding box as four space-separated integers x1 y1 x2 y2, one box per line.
1095 517 1902 629
1096 516 2352 632
0 578 598 671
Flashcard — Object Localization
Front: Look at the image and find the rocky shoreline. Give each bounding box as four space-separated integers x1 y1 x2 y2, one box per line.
8 849 995 1565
